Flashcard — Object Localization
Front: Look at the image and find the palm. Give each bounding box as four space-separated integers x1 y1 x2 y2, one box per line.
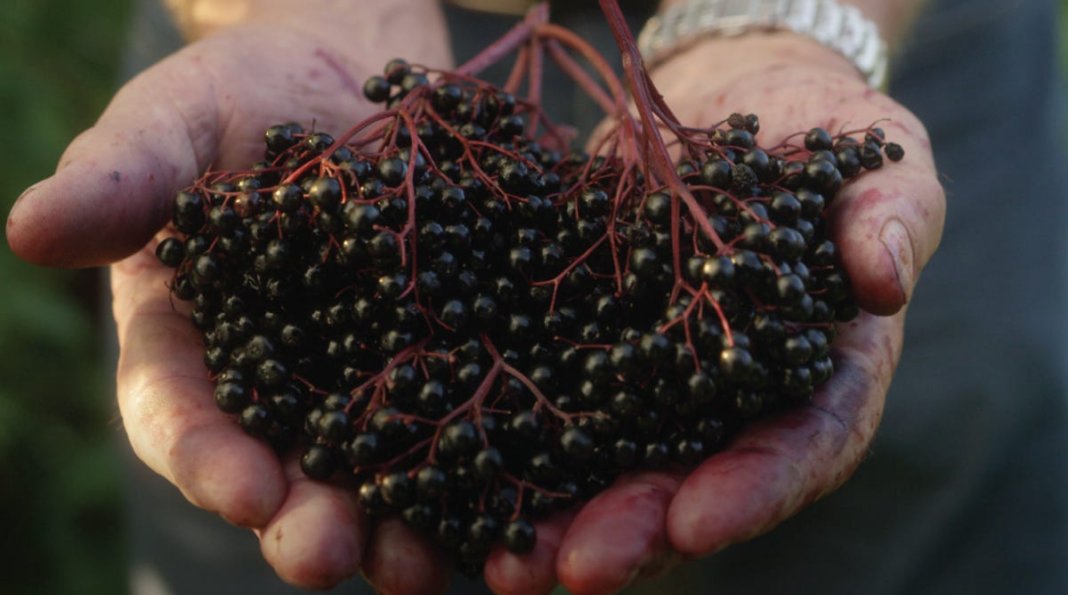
483 40 944 595
10 23 452 591
113 25 392 589
9 20 944 595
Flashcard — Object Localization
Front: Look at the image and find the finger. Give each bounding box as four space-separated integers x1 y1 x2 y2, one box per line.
113 243 286 528
361 517 453 595
555 472 684 595
6 27 370 269
829 125 945 315
721 69 946 316
654 54 946 316
7 50 222 268
666 310 900 556
742 70 945 316
257 457 368 590
484 510 576 595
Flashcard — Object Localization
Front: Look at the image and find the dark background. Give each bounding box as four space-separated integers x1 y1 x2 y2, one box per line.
0 1 1065 594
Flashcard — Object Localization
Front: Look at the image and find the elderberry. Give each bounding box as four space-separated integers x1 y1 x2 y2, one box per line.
153 51 904 576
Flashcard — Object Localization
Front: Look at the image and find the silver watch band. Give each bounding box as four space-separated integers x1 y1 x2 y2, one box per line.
637 0 889 89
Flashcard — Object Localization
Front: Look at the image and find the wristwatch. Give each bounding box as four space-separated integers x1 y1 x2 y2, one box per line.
444 0 534 16
637 0 888 89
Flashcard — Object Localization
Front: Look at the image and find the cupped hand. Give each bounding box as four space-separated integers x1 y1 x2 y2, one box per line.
7 12 457 594
483 34 945 595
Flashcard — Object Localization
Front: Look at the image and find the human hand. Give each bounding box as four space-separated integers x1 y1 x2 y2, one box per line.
6 3 461 592
481 34 945 595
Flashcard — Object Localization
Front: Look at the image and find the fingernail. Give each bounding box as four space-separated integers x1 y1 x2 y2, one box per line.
11 183 40 213
880 218 914 304
11 178 51 218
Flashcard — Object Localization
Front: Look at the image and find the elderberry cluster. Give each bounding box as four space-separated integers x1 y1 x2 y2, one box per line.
155 58 904 574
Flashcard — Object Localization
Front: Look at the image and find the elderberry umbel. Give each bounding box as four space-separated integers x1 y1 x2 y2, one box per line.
154 2 905 576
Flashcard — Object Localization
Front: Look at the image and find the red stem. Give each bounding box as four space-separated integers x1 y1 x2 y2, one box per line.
455 3 549 78
597 0 726 254
504 43 531 94
526 40 544 137
544 40 617 117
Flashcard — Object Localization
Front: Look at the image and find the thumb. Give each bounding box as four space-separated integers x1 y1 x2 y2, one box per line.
6 47 224 269
829 119 945 316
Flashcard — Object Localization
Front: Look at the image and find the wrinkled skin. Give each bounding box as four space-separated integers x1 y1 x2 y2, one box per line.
9 19 455 594
482 34 944 595
6 16 943 595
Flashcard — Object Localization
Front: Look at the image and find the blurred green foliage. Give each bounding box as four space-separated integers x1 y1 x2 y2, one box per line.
0 0 131 594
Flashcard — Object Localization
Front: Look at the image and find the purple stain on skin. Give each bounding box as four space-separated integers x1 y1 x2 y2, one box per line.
314 49 362 98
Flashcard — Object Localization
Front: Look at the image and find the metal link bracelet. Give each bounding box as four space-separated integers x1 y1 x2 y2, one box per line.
637 0 888 89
